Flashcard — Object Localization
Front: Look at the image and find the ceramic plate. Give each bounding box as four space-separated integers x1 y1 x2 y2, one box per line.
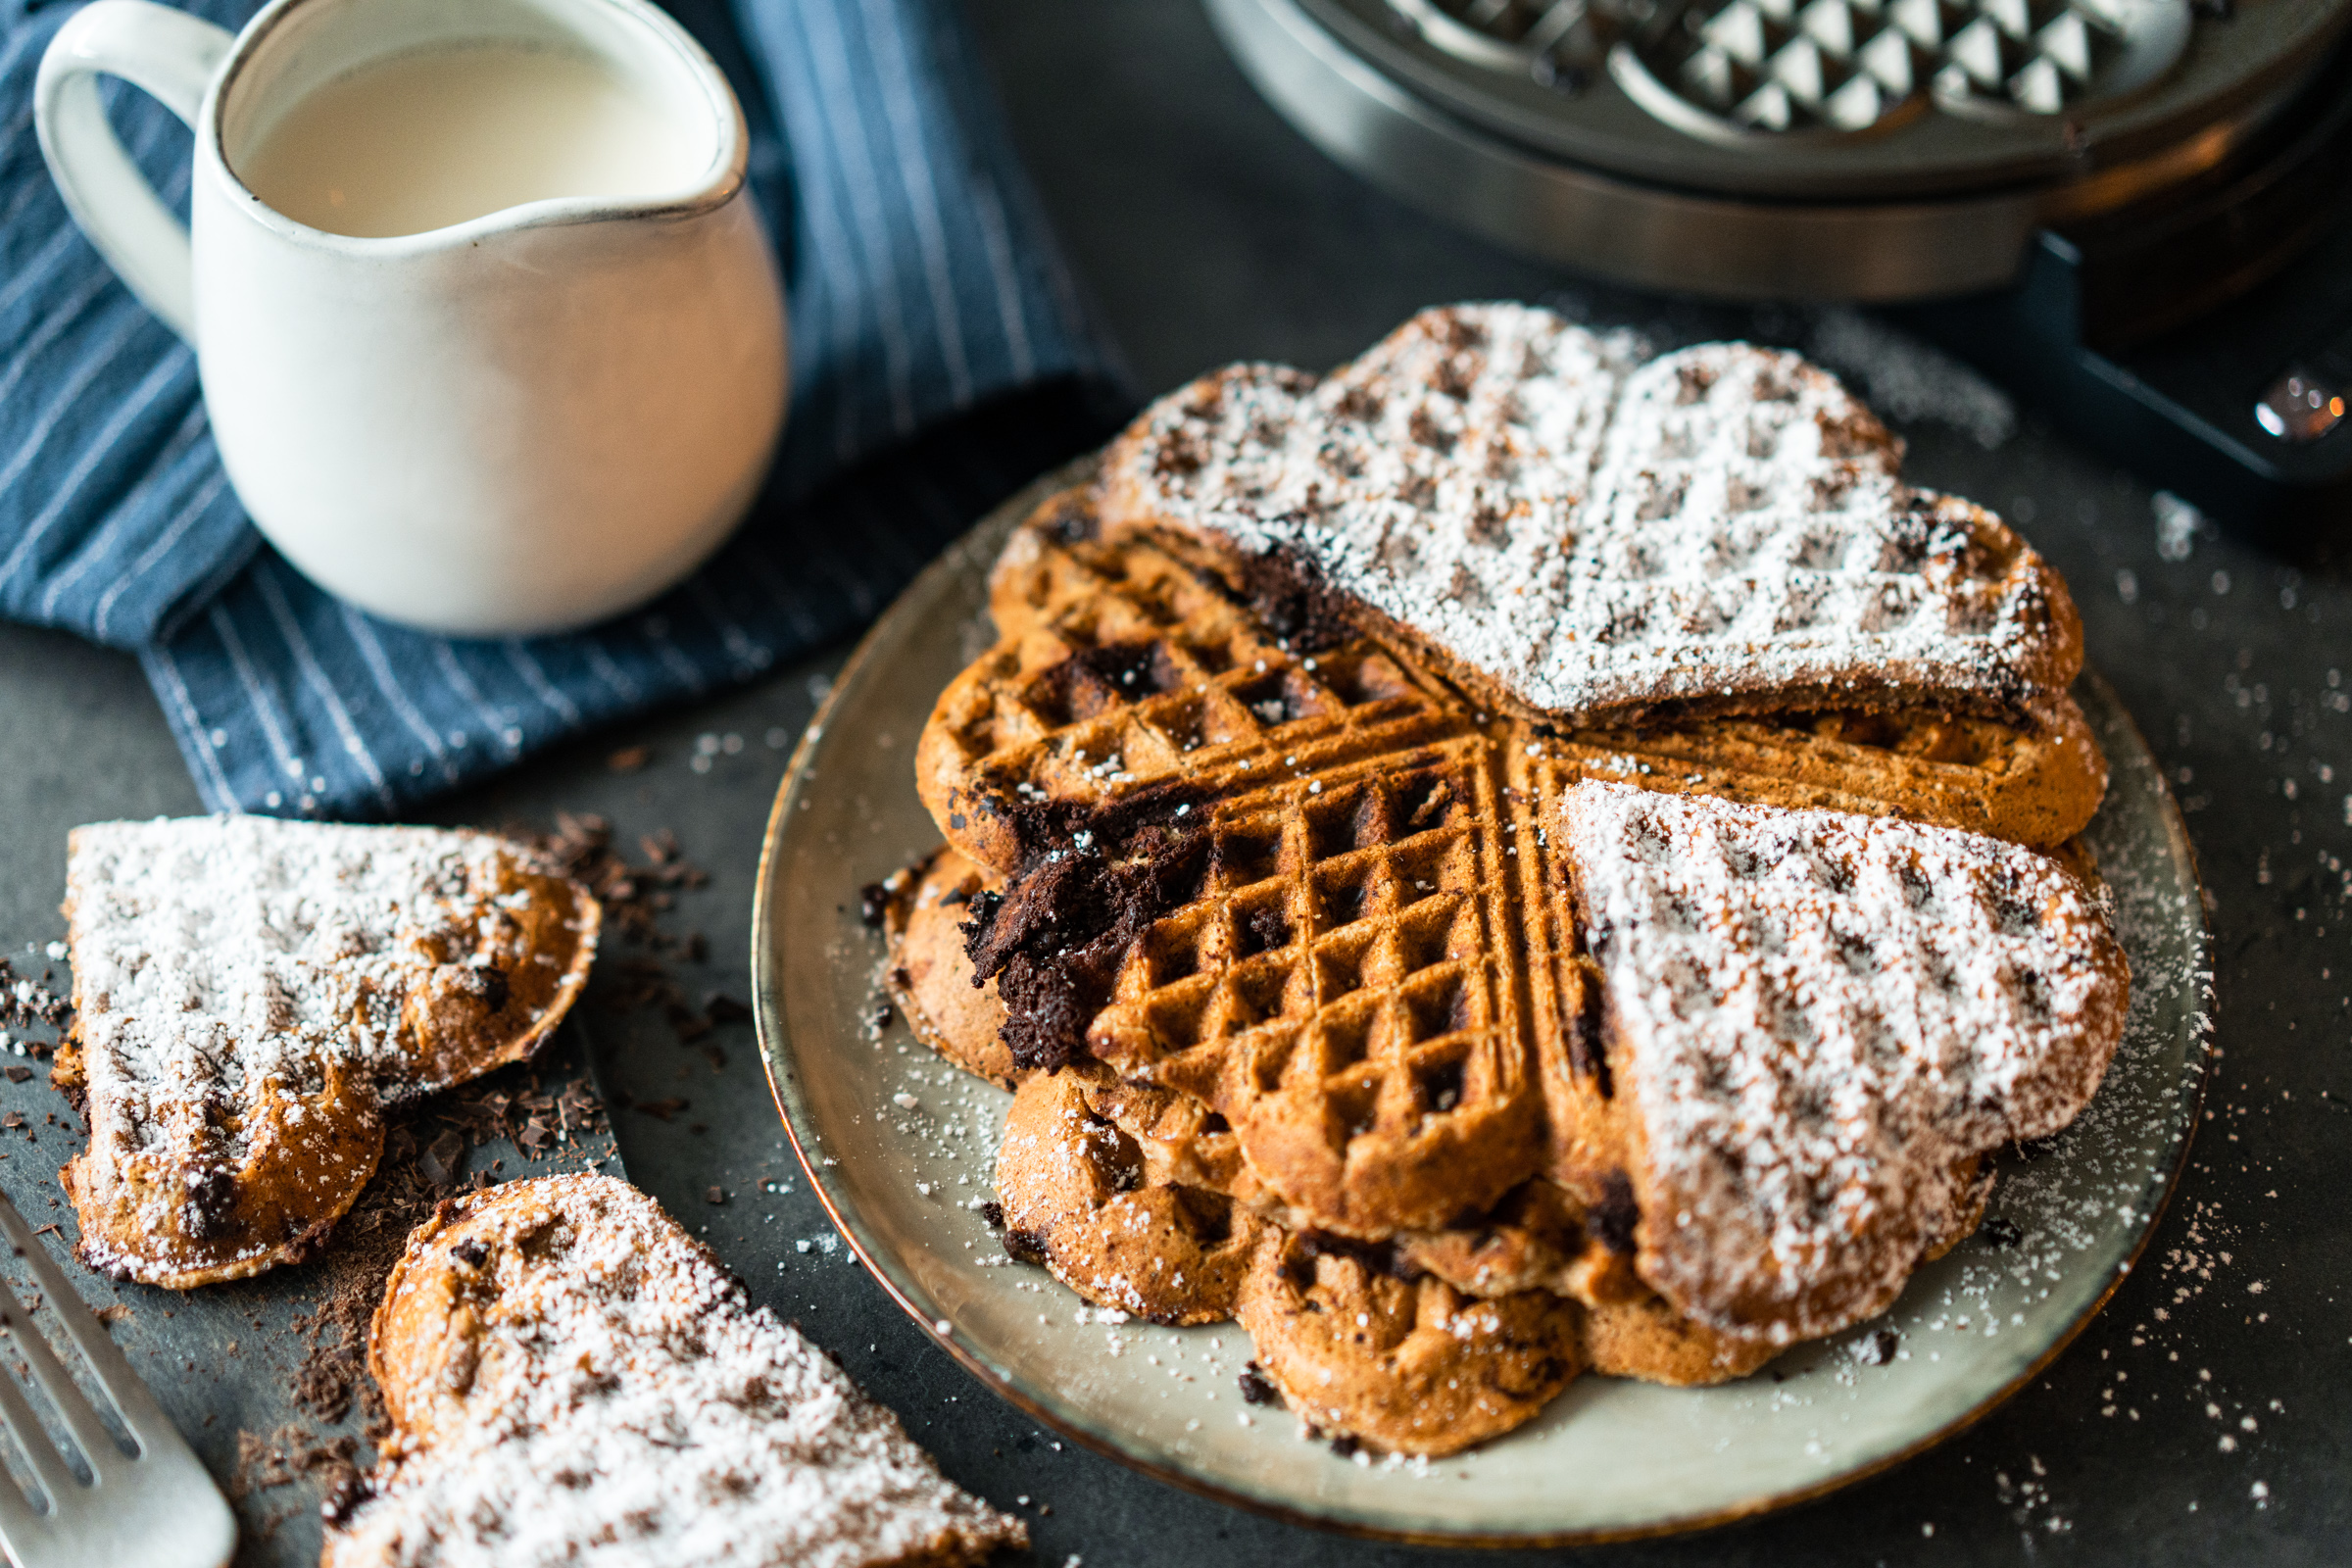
751 460 2212 1545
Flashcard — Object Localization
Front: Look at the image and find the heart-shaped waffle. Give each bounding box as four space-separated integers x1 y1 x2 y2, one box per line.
57 817 598 1288
1100 303 2081 726
1557 781 2128 1345
326 1175 1023 1566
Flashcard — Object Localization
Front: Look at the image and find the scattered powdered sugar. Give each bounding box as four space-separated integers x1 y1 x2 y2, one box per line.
1804 308 2016 451
1104 303 2071 724
328 1175 1023 1567
1561 781 2130 1345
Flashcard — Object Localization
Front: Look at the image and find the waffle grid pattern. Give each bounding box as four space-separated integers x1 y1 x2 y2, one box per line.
922 532 1461 862
1088 739 1542 1232
1560 779 2126 1338
1101 311 2077 724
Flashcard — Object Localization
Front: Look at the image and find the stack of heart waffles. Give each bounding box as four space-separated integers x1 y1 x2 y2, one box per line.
887 303 2129 1456
57 816 599 1288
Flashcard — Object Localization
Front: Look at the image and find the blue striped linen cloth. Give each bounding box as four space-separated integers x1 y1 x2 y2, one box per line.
0 0 1129 816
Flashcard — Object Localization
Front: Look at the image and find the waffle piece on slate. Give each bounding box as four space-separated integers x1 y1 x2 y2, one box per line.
325 1175 1023 1568
1558 781 2128 1345
57 816 599 1289
1099 302 2082 727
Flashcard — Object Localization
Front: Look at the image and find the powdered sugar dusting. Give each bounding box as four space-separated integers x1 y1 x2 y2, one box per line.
328 1175 1022 1568
1105 303 2074 721
1561 781 2129 1345
64 815 593 1281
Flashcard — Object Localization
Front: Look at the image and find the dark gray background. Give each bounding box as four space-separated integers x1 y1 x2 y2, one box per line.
0 2 2344 1562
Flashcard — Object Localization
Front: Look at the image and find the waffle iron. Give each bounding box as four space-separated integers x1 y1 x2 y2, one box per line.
1206 0 2352 539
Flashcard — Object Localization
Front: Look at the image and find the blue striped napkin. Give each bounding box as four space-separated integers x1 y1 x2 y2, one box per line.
0 0 1127 815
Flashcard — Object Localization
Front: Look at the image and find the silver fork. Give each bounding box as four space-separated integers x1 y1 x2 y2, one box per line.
0 1193 233 1568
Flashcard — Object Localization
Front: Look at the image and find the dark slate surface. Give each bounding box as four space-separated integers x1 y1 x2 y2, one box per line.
0 3 2345 1562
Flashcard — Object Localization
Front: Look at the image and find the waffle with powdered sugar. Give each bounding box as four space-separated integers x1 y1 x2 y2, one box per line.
1099 302 2081 725
1559 780 2128 1345
57 816 599 1288
325 1175 1024 1568
881 310 2129 1456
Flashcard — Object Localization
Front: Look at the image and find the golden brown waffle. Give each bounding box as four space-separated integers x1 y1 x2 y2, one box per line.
57 817 599 1290
882 849 1017 1087
894 312 2129 1454
923 513 2105 883
327 1175 1024 1567
887 903 1821 1404
995 1071 1263 1325
1555 780 2124 1344
1235 1231 1582 1456
935 504 2107 1248
1081 736 1543 1238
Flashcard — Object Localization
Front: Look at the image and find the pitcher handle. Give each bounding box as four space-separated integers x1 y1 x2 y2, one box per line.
34 1 234 342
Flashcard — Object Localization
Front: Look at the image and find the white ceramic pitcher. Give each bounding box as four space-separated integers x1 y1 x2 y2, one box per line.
36 0 788 637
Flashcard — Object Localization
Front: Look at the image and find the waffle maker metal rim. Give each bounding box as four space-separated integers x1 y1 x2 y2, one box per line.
1206 0 2352 299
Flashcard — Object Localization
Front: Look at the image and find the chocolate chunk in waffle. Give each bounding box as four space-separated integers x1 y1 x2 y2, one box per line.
57 816 598 1288
1099 302 2082 727
326 1175 1023 1568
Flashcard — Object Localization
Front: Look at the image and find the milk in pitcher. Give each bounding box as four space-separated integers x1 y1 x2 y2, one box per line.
236 44 701 238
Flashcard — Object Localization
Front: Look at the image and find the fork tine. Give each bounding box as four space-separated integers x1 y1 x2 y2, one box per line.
0 1433 48 1544
0 1266 124 1486
0 1197 172 1452
0 1300 85 1511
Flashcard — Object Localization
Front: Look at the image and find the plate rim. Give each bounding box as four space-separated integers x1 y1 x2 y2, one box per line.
750 458 2214 1548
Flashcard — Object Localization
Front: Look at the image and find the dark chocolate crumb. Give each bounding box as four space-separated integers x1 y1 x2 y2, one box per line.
978 1200 1006 1231
706 1187 727 1205
858 883 892 928
1982 1215 2024 1249
1584 1170 1639 1256
1854 1329 1900 1366
1328 1434 1360 1458
1238 1365 1279 1405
